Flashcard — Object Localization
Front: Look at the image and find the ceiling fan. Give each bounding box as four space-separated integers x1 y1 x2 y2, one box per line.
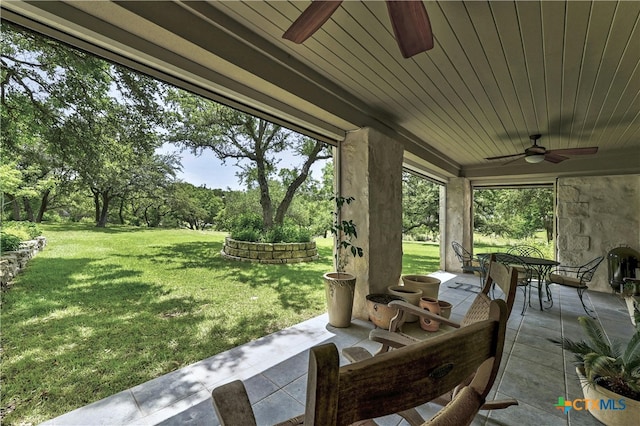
485 134 599 164
282 1 434 58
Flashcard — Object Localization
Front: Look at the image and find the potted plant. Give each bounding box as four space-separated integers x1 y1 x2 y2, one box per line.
549 308 640 425
323 195 364 328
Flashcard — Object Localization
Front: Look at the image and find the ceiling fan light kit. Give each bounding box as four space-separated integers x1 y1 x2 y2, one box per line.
525 154 545 164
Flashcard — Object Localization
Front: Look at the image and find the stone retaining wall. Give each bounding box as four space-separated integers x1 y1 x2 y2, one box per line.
221 237 318 264
1 236 47 289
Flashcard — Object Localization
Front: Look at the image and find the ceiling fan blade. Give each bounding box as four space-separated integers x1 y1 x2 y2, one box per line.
544 153 568 164
502 155 526 166
386 0 434 58
546 147 599 156
283 1 343 44
485 153 525 161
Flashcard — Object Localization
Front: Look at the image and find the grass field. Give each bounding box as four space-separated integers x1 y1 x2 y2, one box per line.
1 224 444 425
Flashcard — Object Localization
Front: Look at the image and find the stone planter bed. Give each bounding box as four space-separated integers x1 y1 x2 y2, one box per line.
221 237 318 264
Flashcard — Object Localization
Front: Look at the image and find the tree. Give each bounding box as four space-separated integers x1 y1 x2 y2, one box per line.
169 182 223 230
402 172 440 240
473 188 553 241
1 22 172 226
166 89 331 231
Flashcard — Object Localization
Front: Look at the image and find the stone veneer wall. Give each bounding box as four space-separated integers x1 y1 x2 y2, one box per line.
221 237 318 264
556 175 640 293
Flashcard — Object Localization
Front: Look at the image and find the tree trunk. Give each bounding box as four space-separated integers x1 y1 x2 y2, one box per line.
274 141 327 226
256 159 273 230
143 206 151 228
118 198 125 224
97 192 110 227
23 197 35 222
36 189 50 223
6 194 21 220
92 189 101 224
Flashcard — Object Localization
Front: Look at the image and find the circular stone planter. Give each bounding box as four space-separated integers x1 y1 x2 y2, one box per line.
221 237 318 264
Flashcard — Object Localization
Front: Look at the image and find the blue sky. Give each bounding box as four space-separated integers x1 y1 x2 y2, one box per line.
159 144 330 191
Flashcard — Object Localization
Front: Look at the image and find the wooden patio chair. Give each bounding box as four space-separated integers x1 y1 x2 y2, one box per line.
547 256 604 318
341 255 518 423
450 241 484 291
493 253 536 315
211 299 509 426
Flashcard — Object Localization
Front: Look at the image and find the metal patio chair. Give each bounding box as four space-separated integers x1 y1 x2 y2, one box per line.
451 241 484 291
547 256 604 318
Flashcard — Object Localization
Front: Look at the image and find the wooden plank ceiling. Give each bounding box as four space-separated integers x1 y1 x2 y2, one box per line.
2 0 639 183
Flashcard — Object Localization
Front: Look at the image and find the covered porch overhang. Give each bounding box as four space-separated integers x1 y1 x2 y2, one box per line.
2 1 639 319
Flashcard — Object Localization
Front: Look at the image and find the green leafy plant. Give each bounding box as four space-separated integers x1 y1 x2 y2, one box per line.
549 312 640 401
330 195 364 273
1 232 22 253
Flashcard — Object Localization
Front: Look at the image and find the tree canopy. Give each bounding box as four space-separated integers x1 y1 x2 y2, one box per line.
165 89 331 231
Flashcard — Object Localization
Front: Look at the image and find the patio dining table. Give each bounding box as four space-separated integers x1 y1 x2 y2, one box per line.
478 253 560 311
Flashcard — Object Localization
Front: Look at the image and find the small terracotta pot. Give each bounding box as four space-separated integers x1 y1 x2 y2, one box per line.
387 285 422 323
366 293 405 329
438 300 453 319
419 296 441 331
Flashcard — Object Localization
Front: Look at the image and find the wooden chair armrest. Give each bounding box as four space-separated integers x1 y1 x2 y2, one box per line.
369 328 417 349
342 346 374 363
388 300 462 328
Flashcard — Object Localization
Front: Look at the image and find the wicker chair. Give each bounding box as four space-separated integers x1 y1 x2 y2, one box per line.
341 256 519 423
212 299 509 426
547 256 604 318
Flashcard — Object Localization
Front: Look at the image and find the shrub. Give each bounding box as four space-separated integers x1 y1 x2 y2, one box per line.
1 232 22 253
2 221 41 239
229 215 312 243
232 228 261 242
262 222 311 243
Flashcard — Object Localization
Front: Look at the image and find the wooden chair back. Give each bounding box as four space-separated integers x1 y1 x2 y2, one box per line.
212 299 509 426
476 255 518 318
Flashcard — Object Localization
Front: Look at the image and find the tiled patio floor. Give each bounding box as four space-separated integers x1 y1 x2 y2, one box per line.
42 272 635 426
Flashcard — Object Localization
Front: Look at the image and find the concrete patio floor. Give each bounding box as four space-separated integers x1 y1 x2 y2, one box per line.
42 272 635 426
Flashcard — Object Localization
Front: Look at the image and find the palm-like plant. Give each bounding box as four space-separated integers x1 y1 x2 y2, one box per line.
550 309 640 401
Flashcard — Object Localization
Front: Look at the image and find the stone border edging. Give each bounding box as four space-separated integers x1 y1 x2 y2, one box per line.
221 236 318 264
1 236 47 289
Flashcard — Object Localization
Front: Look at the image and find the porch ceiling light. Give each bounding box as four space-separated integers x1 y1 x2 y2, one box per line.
525 154 545 164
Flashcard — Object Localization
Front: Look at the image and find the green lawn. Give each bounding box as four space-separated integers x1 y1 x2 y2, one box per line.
1 224 442 425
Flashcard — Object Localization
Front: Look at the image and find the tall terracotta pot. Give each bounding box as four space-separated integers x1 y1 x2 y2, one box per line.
402 275 441 299
323 272 356 328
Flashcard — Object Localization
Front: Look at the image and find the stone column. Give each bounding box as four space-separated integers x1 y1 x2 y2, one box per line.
440 177 472 271
556 175 640 292
340 127 403 320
